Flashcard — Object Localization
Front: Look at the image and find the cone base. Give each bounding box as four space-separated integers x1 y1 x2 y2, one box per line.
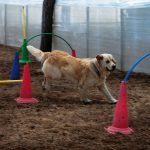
16 97 38 104
105 126 134 135
19 60 32 63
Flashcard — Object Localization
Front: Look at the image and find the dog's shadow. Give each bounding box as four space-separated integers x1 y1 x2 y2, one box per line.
38 95 110 106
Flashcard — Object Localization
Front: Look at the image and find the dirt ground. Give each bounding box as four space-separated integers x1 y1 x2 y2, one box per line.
0 45 150 150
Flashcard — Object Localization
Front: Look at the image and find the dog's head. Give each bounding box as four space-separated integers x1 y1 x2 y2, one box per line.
96 54 116 72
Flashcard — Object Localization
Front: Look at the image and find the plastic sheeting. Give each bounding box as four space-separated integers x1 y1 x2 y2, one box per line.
56 0 119 7
57 0 150 8
120 8 150 73
0 4 42 47
56 0 150 8
120 0 150 8
53 5 150 74
0 0 150 8
0 1 150 74
0 0 43 5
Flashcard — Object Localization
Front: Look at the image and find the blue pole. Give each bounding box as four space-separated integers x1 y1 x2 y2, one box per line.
124 52 150 82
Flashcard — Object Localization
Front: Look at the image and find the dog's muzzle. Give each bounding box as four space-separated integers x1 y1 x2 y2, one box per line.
112 64 116 71
106 64 116 72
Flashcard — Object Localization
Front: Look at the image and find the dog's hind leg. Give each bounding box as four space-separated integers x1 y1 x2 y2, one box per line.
78 86 93 105
42 77 46 90
78 73 93 104
42 76 51 91
98 82 117 103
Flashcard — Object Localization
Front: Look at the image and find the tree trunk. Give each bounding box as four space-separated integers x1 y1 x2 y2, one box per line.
40 0 56 52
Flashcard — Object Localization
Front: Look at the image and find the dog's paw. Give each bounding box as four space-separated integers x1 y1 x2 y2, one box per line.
42 86 46 91
42 82 50 91
82 99 93 105
42 82 46 91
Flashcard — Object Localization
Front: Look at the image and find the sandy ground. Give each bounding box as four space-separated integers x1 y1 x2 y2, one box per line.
0 45 150 150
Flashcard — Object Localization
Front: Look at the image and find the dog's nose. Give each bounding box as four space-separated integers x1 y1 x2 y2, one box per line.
112 65 116 70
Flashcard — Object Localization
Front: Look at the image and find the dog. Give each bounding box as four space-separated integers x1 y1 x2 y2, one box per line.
27 45 117 104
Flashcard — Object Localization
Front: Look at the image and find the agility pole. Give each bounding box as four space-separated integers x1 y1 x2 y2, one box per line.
0 80 23 84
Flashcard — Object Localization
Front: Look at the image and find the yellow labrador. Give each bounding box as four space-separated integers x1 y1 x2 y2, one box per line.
27 45 117 104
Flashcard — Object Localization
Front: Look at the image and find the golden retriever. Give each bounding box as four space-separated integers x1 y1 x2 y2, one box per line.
27 45 117 104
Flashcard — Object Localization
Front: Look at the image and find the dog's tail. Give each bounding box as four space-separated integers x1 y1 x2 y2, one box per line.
27 45 44 62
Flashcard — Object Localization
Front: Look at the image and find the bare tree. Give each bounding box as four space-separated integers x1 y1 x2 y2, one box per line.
40 0 56 52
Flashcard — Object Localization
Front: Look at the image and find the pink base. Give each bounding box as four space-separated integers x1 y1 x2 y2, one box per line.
15 97 38 104
105 126 134 135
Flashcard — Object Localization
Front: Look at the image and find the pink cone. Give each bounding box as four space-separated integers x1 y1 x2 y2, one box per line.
105 81 134 135
72 49 76 57
16 64 38 104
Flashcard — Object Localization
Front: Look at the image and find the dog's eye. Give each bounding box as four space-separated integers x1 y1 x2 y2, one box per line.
106 60 110 64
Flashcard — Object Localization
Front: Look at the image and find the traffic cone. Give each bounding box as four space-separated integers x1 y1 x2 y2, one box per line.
10 51 20 80
16 63 38 103
105 81 134 135
72 49 76 57
19 39 31 63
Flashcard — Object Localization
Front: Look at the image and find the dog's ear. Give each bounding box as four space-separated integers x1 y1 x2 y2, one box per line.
96 55 103 63
41 52 49 63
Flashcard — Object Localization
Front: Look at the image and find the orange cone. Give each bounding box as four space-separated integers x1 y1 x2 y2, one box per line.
16 63 38 104
105 81 134 135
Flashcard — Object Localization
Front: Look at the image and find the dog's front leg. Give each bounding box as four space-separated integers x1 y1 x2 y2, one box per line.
98 82 117 103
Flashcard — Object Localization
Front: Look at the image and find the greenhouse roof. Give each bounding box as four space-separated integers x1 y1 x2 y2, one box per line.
0 0 150 8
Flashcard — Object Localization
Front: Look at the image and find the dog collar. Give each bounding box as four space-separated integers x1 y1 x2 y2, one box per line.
91 63 100 77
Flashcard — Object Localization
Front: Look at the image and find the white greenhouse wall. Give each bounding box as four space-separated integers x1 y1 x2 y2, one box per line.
53 5 150 74
53 6 121 69
0 4 42 48
121 8 150 74
0 3 149 74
